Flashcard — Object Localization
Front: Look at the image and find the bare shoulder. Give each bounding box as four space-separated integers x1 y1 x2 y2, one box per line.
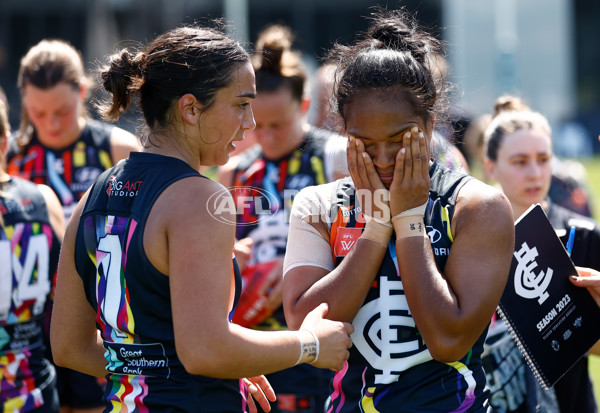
144 176 234 274
454 178 514 232
36 183 62 210
156 176 235 226
293 182 340 239
110 126 141 162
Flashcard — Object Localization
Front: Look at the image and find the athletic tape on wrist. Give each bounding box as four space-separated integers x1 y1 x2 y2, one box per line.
361 221 393 247
362 213 392 228
392 201 428 221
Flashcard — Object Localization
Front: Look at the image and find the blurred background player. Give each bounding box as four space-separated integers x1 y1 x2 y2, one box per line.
464 95 594 217
1 95 64 412
6 38 139 413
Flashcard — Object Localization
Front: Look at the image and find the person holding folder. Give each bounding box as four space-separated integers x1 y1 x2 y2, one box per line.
484 101 600 412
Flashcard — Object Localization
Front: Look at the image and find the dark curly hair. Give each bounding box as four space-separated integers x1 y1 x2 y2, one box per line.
329 7 449 129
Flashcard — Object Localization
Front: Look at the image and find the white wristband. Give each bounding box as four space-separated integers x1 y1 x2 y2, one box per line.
295 335 304 366
302 329 320 364
392 201 428 221
294 329 319 365
361 220 393 247
392 215 427 239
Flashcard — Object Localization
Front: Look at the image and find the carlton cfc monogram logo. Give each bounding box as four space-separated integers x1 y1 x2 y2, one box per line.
513 241 553 304
352 276 431 384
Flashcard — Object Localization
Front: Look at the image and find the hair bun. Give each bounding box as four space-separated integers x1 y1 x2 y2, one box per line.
254 25 293 73
100 48 144 121
101 49 143 94
493 95 531 117
367 10 435 62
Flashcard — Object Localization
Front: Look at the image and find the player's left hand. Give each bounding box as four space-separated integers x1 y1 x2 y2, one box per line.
244 375 276 413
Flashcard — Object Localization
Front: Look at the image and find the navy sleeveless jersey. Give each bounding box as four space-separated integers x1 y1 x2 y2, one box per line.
327 162 491 412
74 152 246 412
1 177 61 411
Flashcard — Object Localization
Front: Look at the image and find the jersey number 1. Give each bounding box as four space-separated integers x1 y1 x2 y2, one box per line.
98 234 127 338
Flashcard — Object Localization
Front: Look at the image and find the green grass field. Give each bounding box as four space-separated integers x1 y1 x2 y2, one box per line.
579 156 600 402
591 355 600 404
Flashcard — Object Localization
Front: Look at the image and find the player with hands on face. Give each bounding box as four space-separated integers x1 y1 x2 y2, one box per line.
282 8 515 412
349 125 431 223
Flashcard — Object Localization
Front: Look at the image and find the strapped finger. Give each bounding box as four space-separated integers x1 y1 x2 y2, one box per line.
243 378 258 392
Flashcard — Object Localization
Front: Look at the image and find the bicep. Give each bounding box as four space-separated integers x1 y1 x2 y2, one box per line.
51 199 98 354
169 222 235 331
283 211 333 328
165 181 237 347
445 186 514 315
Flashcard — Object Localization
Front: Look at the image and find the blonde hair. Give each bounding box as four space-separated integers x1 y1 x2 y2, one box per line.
484 109 552 161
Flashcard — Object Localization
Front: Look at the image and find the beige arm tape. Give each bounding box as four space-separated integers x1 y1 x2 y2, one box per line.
283 185 336 277
361 221 393 247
